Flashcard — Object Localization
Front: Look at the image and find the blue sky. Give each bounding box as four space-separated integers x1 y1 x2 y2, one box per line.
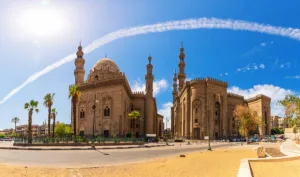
0 0 299 130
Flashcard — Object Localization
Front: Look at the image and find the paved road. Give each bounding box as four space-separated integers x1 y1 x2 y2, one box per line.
0 143 235 168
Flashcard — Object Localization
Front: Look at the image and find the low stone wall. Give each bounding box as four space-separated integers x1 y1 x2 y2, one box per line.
13 142 145 147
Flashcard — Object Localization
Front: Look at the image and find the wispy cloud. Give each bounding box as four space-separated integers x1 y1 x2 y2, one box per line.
131 78 168 96
220 72 229 77
228 84 294 117
243 41 274 57
237 63 265 72
285 76 300 79
2 17 300 105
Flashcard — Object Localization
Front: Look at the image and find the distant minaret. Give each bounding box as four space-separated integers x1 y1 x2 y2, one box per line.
172 70 178 102
145 55 154 97
178 43 186 91
74 42 85 85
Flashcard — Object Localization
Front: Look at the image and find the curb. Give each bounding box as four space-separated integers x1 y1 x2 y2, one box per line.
0 144 167 151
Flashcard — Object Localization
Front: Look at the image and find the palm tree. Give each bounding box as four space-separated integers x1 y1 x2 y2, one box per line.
11 117 20 134
69 85 80 137
128 110 141 138
43 93 55 137
24 100 39 144
51 108 57 138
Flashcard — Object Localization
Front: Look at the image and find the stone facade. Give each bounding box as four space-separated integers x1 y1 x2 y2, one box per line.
70 44 163 138
171 45 271 140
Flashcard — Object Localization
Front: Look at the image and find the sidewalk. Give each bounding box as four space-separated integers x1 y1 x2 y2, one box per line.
281 139 300 156
0 141 168 150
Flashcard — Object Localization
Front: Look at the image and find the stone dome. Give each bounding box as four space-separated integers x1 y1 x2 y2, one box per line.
91 58 120 73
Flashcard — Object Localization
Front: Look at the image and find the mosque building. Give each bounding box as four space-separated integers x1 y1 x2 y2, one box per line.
171 45 271 140
70 44 164 138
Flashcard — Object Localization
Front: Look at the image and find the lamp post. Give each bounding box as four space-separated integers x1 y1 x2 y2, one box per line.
92 94 99 140
207 101 212 151
237 120 242 145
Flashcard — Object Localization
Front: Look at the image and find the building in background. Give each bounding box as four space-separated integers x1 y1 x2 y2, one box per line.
70 44 164 138
271 116 287 129
171 45 271 140
16 125 39 137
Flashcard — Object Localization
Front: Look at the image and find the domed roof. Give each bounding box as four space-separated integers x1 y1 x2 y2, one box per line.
91 58 120 73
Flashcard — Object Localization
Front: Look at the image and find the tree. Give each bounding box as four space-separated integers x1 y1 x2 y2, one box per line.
271 127 281 135
51 108 57 138
11 117 20 134
69 85 81 137
54 123 72 138
293 127 299 140
233 105 261 143
278 94 300 128
43 93 55 138
128 110 141 138
24 100 39 144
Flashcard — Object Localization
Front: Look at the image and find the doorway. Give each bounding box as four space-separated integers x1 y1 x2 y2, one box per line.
104 130 109 137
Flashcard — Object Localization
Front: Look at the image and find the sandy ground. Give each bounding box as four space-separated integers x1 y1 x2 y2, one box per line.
0 148 256 177
250 159 300 177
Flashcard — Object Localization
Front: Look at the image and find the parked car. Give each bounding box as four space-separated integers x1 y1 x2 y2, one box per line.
261 137 270 142
249 137 259 143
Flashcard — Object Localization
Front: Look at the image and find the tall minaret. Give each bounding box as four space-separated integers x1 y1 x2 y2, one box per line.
74 42 85 85
178 43 186 91
172 70 178 102
145 55 154 97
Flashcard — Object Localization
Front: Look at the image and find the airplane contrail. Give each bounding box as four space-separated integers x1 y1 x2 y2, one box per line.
1 17 300 105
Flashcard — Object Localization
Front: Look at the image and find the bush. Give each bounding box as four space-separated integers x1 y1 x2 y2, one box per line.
85 138 89 144
126 132 132 138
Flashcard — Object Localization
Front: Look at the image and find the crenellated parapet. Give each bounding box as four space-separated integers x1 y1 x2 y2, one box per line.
205 77 228 87
132 91 145 96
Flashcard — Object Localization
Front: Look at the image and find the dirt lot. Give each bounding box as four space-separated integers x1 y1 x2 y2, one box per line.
0 148 256 177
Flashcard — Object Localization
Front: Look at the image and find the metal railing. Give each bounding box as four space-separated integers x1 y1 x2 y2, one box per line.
14 136 145 144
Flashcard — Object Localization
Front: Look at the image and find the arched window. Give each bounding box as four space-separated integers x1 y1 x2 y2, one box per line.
104 107 110 116
131 104 134 111
95 75 99 80
80 109 85 119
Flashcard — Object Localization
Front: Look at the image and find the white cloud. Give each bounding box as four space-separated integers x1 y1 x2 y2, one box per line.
254 65 258 70
158 102 173 129
237 68 241 72
260 42 267 47
131 78 168 96
259 64 265 69
225 72 228 75
228 84 294 117
280 64 285 68
220 74 223 77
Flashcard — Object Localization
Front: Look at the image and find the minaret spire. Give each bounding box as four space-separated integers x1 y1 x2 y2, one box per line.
172 69 178 102
74 43 85 85
145 55 154 97
178 43 186 91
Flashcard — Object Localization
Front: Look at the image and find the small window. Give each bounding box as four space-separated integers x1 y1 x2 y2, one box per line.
104 107 110 116
215 111 218 116
195 119 198 123
80 109 85 119
95 75 99 80
136 124 139 128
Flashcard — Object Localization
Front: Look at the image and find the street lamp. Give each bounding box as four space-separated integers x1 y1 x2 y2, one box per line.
92 94 99 140
237 120 242 145
207 101 212 151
